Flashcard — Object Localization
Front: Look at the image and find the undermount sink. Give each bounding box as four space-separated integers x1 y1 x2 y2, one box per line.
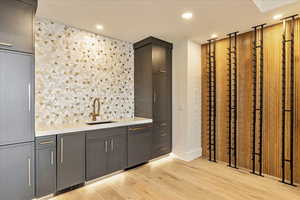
86 120 115 125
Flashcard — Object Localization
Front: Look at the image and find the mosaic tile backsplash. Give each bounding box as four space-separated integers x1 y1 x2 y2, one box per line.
35 18 134 126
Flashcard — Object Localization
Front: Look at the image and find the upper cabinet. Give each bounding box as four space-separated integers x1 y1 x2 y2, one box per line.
0 0 37 53
57 132 85 191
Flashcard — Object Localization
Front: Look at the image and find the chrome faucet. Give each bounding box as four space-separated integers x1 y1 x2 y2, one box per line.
90 98 100 121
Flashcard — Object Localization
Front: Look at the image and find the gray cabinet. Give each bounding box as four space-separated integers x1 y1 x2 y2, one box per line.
0 0 36 53
134 45 153 118
0 142 35 200
35 136 56 198
134 37 172 159
0 50 34 146
57 132 85 191
86 127 127 181
127 124 153 168
86 134 108 180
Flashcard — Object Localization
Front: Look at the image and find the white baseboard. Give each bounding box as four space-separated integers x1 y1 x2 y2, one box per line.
172 147 202 162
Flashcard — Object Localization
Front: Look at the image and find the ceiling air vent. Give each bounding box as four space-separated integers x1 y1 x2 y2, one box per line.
252 0 298 12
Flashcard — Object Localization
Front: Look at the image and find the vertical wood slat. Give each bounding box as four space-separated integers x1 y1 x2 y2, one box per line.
201 19 300 183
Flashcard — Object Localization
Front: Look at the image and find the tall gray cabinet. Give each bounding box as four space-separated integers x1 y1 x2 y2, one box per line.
134 37 172 159
0 0 37 199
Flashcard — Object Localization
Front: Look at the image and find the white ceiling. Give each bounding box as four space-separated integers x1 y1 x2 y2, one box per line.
36 0 300 44
252 0 298 12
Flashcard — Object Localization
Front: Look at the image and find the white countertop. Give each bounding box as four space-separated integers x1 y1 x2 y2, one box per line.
35 117 153 137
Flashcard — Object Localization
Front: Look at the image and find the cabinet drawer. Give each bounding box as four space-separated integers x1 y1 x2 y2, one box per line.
36 136 56 149
153 121 171 145
153 133 170 146
152 143 171 158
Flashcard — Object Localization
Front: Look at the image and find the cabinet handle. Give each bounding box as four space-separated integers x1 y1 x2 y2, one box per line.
128 126 152 131
28 158 31 187
111 139 114 152
0 42 13 47
153 90 156 104
61 138 64 163
51 151 54 165
159 70 167 73
105 140 108 153
39 140 54 145
28 83 31 112
161 122 167 127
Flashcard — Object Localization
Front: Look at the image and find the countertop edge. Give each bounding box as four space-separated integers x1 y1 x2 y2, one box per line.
35 118 153 138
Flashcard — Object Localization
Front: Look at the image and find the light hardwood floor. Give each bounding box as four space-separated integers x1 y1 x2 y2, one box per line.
50 157 300 200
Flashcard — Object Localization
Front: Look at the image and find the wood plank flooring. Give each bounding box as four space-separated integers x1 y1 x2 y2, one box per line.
50 157 300 200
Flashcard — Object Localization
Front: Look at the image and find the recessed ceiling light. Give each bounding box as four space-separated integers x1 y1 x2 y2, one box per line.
182 12 193 20
211 34 218 39
273 14 283 20
96 24 104 30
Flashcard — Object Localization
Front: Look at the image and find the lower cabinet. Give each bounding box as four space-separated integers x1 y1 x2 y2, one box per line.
86 127 127 181
0 142 35 200
35 136 56 198
57 132 85 191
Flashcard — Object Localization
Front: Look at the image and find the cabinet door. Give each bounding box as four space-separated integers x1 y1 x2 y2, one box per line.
0 0 34 53
152 45 169 74
0 50 34 145
134 45 153 118
86 135 109 181
128 125 152 167
0 142 34 200
153 73 171 122
107 134 127 174
57 133 85 191
36 147 56 197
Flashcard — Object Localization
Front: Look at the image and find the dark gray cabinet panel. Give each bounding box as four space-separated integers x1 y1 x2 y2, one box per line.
134 37 172 160
86 135 109 181
0 0 35 53
134 45 153 118
0 142 35 200
57 133 85 191
127 124 152 167
86 128 127 181
0 50 34 146
35 136 56 198
153 73 171 122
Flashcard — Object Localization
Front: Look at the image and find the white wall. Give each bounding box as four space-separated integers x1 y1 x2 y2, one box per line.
172 40 202 161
